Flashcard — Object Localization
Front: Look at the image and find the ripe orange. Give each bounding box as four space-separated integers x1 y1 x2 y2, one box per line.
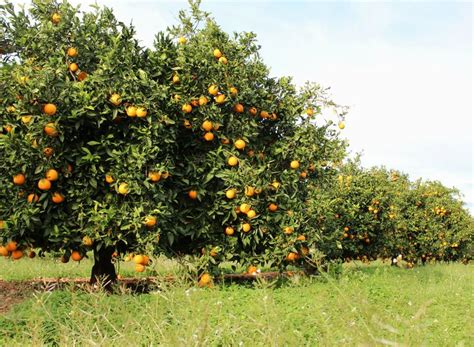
126 106 137 117
13 173 25 186
296 235 306 241
135 264 146 272
245 186 255 197
234 139 246 150
213 49 222 58
300 171 307 179
77 71 88 81
338 121 345 129
283 226 294 235
51 192 65 204
71 251 83 262
306 108 315 116
199 273 212 287
249 107 257 116
215 94 226 104
225 189 236 199
43 103 57 116
227 156 239 167
290 160 300 169
203 132 214 141
136 107 147 117
27 193 39 203
82 236 94 247
208 85 219 96
268 203 278 212
69 63 78 72
198 96 208 106
0 220 3 229
6 241 17 252
242 223 251 233
148 171 161 182
0 246 9 257
218 56 228 65
118 183 129 195
144 216 157 228
344 226 350 232
188 190 198 200
225 226 235 236
230 87 238 96
247 210 256 219
46 169 59 181
105 174 115 184
233 103 244 113
182 103 192 113
51 12 61 24
109 93 121 106
172 74 180 84
43 147 54 157
240 203 251 214
247 265 257 275
38 178 52 191
133 254 145 264
44 122 58 137
260 111 270 119
11 250 23 260
202 120 213 131
286 252 298 261
67 47 78 57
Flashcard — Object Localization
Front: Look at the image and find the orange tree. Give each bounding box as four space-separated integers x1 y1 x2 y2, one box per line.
0 1 348 283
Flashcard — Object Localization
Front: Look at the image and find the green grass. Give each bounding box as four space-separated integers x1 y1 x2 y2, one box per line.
0 259 473 346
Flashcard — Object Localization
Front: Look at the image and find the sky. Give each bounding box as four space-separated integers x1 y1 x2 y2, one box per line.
11 0 474 212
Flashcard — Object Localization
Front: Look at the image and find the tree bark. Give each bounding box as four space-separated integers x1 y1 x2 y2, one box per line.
90 246 117 289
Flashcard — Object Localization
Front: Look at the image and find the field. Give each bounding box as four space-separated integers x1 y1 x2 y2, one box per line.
1 258 472 346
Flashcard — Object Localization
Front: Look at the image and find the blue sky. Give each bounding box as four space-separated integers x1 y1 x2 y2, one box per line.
13 0 474 212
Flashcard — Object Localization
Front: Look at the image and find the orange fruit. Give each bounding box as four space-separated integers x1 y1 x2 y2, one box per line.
0 246 9 257
148 171 161 182
290 160 300 169
247 210 256 219
27 193 39 203
233 103 244 113
43 103 57 116
221 138 230 145
0 220 3 229
208 85 219 95
190 99 199 107
182 103 192 113
82 236 94 247
344 227 350 232
172 74 180 84
133 254 145 264
338 121 345 129
77 71 88 81
242 223 251 233
247 265 257 274
109 93 121 106
11 250 23 260
227 156 239 167
126 106 137 117
199 273 212 287
71 251 83 261
268 203 278 212
260 111 270 119
105 174 115 184
183 119 192 129
178 37 187 44
136 107 147 117
135 264 146 272
239 203 251 214
249 107 257 116
6 106 16 113
69 63 78 72
67 47 78 57
188 190 198 200
300 171 307 179
296 235 306 241
225 189 236 199
234 139 246 150
21 116 33 125
198 96 208 106
202 120 213 131
38 178 52 191
6 241 17 252
225 226 235 236
230 87 238 96
144 216 157 228
118 182 129 195
46 169 59 181
215 94 226 104
203 132 214 141
286 252 298 262
283 226 294 235
44 122 58 137
51 192 65 204
43 147 54 157
51 12 61 24
13 173 25 186
245 186 255 197
213 49 222 58
218 56 228 65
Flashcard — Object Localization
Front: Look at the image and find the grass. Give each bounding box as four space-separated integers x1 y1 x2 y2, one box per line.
0 258 473 346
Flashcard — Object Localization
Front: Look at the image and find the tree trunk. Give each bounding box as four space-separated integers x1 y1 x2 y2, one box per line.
90 246 117 289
